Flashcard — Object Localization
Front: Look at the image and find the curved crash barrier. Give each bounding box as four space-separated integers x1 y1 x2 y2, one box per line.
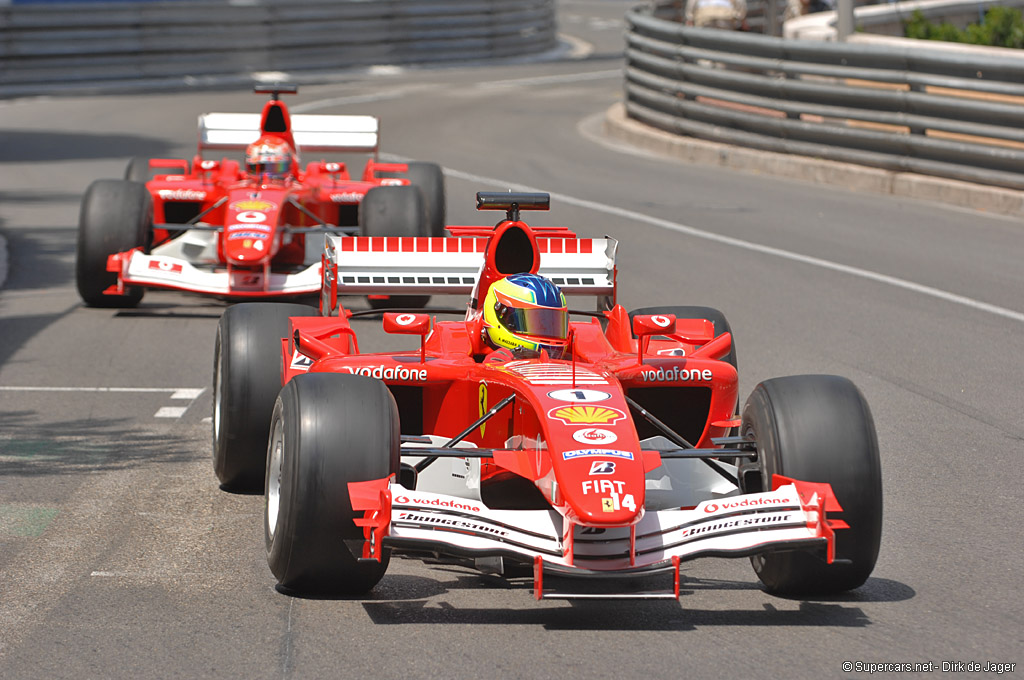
624 2 1024 190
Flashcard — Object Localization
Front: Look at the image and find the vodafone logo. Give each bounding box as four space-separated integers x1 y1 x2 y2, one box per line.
394 496 480 512
652 315 672 327
235 211 267 223
703 496 794 514
572 428 617 445
395 314 417 326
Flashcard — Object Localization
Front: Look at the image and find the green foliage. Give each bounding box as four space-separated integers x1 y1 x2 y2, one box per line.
902 7 1024 48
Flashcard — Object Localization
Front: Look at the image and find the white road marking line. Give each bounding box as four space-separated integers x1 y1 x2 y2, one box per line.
432 164 1024 325
0 386 208 420
0 386 199 393
291 86 431 114
154 407 188 419
474 69 621 89
171 388 205 399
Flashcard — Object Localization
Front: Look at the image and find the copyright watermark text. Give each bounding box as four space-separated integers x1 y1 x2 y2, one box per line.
842 661 1016 674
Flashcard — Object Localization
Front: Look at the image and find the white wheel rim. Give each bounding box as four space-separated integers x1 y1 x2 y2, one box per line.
266 418 284 541
213 341 223 444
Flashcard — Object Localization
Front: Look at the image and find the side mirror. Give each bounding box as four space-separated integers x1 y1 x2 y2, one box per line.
383 313 431 363
632 314 715 364
632 313 676 339
383 313 431 336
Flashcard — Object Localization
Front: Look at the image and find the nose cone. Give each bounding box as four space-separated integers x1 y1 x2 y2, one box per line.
223 196 280 265
224 230 271 263
568 456 646 525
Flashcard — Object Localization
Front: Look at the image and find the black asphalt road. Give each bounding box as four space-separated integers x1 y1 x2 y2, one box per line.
1 2 1021 677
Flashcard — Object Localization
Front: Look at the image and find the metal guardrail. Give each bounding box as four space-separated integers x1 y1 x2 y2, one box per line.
0 0 556 96
624 2 1024 190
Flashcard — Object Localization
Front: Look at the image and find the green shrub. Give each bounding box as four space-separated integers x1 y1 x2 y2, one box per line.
902 7 1024 48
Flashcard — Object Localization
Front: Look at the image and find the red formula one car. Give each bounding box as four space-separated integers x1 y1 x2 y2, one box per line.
76 85 445 307
213 192 882 599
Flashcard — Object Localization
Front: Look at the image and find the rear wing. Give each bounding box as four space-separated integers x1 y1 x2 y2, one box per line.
321 234 618 310
198 113 379 154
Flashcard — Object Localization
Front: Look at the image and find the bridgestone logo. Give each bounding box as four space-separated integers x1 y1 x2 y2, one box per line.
641 367 712 382
398 512 509 537
682 513 792 538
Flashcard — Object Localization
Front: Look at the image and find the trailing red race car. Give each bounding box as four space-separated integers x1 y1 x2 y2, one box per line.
76 84 445 307
213 192 882 599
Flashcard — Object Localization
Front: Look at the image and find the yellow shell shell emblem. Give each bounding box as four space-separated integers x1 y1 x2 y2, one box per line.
230 200 274 212
548 405 625 425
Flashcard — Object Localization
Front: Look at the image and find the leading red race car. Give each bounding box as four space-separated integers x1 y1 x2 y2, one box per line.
213 192 882 599
76 84 445 307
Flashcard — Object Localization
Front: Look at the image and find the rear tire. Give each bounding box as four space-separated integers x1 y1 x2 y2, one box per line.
75 179 151 307
396 162 446 237
359 185 430 309
741 374 882 594
213 302 317 492
265 373 399 594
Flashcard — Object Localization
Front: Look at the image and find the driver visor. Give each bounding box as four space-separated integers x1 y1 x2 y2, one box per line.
496 303 568 341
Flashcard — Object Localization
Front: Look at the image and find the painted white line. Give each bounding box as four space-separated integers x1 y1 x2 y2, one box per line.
171 388 206 400
291 86 430 114
0 386 201 393
475 69 621 90
433 164 1024 325
154 407 188 419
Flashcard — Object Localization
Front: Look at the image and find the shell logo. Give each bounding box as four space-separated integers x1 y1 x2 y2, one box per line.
548 405 626 425
230 200 274 212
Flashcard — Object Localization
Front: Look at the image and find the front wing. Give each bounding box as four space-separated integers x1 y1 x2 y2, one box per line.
107 248 322 298
350 481 847 599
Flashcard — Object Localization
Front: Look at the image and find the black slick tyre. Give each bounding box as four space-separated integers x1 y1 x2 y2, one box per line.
402 162 446 237
265 373 399 594
359 185 430 309
75 179 152 307
213 302 317 492
741 374 882 594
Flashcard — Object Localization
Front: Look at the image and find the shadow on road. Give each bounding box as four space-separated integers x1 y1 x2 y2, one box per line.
0 410 197 477
4 130 176 164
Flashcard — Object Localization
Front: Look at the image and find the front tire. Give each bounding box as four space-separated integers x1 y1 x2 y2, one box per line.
213 302 317 492
75 179 152 307
265 373 399 594
741 374 882 594
359 185 430 309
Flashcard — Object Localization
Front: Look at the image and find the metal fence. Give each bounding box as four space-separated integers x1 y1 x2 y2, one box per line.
0 0 556 96
625 3 1024 190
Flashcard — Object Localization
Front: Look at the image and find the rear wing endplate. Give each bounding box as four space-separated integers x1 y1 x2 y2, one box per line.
198 113 379 154
322 234 617 300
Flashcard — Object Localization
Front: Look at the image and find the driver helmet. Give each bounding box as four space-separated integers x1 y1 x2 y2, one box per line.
483 273 568 359
245 135 294 179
